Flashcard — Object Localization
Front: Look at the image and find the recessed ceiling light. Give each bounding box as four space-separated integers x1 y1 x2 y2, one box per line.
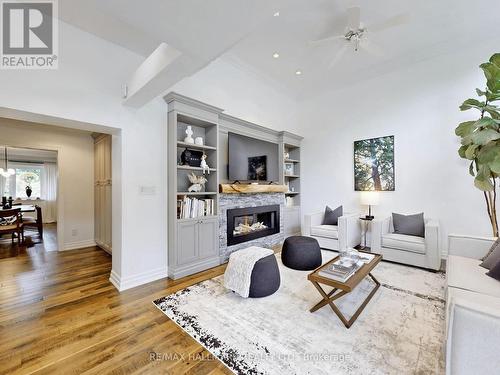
272 52 280 59
273 11 280 17
295 70 302 75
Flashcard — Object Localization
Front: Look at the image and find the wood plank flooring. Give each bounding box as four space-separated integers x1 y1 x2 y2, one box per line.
0 245 232 374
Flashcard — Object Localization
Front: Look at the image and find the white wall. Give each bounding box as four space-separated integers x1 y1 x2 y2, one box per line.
298 40 499 255
170 57 301 134
0 119 94 250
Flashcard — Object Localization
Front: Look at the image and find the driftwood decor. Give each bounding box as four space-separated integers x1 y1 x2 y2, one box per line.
219 184 288 194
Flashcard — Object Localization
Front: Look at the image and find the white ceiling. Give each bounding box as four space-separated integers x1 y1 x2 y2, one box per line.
59 0 500 100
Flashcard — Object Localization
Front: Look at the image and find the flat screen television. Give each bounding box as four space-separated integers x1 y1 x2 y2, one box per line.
228 132 279 183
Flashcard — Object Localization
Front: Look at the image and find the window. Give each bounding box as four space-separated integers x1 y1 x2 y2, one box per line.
2 165 43 199
15 167 42 198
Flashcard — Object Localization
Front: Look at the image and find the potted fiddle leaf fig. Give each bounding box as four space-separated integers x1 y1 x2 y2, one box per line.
456 53 500 237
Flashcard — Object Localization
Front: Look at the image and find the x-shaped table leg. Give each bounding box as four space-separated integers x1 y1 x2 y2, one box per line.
309 273 380 328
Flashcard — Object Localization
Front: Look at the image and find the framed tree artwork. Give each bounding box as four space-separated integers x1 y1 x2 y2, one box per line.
354 136 395 191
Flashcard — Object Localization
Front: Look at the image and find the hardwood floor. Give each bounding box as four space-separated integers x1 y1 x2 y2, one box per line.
0 246 232 374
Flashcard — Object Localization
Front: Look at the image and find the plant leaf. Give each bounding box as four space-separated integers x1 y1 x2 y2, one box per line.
458 145 468 158
465 144 479 159
484 105 500 119
490 155 500 174
476 88 487 96
469 161 476 176
460 98 485 111
455 121 476 136
478 143 498 164
475 165 494 191
491 53 500 68
474 117 499 130
471 128 500 145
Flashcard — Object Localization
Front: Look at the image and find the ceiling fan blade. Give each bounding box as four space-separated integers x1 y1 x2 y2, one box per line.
359 39 385 58
367 13 410 33
310 34 345 45
328 43 349 69
347 6 361 30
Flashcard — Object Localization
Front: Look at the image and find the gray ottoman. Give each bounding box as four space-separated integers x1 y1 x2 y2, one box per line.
282 236 322 270
249 254 281 298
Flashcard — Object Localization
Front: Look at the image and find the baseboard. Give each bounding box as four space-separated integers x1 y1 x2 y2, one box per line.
62 239 96 251
109 267 168 291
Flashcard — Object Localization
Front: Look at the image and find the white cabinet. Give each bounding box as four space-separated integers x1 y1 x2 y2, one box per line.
94 134 112 253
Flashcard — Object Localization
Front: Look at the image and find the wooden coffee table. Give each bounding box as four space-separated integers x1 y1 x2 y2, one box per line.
307 251 382 328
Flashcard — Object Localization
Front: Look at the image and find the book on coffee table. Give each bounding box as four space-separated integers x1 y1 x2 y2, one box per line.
318 260 361 282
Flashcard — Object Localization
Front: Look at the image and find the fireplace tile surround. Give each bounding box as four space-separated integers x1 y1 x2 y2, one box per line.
219 193 285 261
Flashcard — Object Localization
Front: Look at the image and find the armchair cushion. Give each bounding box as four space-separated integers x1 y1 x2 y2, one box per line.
480 239 500 269
392 212 425 237
310 225 338 239
381 233 426 254
322 205 342 226
447 255 500 298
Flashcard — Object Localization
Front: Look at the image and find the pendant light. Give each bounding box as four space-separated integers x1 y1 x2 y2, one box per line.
0 147 15 178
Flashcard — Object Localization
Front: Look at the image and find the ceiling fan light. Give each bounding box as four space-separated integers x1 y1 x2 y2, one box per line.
272 52 280 58
295 70 302 75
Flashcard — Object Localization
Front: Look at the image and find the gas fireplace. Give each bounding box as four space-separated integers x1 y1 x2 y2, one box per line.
227 205 280 246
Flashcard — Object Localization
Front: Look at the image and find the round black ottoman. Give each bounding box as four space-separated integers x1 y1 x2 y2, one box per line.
248 254 281 298
282 236 322 271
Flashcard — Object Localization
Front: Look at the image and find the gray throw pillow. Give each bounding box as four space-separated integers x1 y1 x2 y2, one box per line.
322 205 343 226
480 239 500 269
481 237 500 261
486 259 500 282
392 212 425 238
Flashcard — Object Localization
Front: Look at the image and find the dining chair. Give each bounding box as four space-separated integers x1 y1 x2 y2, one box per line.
0 208 24 245
23 205 43 238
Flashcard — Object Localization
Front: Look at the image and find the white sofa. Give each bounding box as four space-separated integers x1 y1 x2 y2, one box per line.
303 210 361 251
371 216 441 270
446 234 500 375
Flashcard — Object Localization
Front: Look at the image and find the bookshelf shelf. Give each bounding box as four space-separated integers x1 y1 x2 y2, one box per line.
177 165 217 172
176 141 217 151
177 191 218 196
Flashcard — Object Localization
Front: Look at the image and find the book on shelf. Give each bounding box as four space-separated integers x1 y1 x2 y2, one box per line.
318 260 361 282
177 196 215 219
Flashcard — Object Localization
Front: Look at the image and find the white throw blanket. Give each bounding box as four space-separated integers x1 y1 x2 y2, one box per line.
224 246 274 298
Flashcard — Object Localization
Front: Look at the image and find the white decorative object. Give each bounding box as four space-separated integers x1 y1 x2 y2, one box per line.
200 154 210 175
284 151 290 160
286 196 294 207
223 246 273 298
187 172 207 192
184 125 194 144
195 136 204 145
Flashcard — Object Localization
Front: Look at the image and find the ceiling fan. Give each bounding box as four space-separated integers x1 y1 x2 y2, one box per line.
311 6 410 68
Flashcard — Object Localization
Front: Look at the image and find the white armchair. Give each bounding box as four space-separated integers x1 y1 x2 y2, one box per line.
371 216 440 270
446 234 500 375
304 210 361 251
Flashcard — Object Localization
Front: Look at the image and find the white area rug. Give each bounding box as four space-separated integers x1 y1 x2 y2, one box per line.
154 251 446 375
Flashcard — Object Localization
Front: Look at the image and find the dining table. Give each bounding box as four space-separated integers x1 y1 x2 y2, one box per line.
0 204 36 213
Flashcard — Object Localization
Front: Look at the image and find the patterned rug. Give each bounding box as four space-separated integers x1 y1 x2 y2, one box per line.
154 251 446 374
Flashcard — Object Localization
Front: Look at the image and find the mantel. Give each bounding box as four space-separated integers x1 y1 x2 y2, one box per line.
219 184 288 194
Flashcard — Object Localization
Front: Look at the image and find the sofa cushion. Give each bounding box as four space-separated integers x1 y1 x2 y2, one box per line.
381 233 426 254
447 255 500 298
486 259 500 282
322 205 342 226
392 212 425 238
481 239 500 269
311 225 338 239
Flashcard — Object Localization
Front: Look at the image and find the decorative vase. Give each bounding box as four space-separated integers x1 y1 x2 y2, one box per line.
184 126 194 144
25 185 32 198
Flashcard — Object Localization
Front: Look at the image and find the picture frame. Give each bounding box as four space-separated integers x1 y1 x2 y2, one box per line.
284 162 294 176
353 135 395 191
